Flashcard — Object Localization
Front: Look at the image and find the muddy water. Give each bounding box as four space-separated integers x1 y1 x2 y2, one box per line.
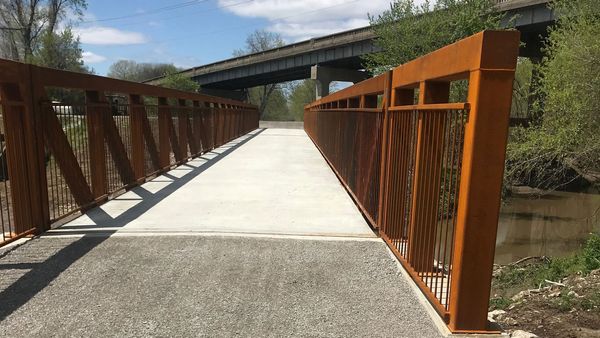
494 187 600 264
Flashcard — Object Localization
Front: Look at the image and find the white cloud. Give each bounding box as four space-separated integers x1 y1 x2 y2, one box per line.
82 51 107 63
218 0 397 40
74 26 148 45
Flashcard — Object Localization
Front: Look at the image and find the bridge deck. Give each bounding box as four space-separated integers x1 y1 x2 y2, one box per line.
47 128 374 238
0 128 442 337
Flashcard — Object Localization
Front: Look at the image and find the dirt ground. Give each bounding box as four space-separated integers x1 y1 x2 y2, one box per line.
490 268 600 338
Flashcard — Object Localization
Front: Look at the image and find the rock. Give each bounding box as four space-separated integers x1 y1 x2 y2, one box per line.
511 329 538 338
504 317 519 326
548 291 561 297
512 290 530 301
488 309 506 322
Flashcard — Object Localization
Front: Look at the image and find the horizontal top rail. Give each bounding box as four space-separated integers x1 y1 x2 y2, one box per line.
312 108 383 113
390 31 519 91
389 103 470 111
0 58 255 108
306 30 519 112
307 73 387 109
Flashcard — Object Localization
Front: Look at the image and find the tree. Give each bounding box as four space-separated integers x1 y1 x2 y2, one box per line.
234 30 286 118
288 80 316 121
248 85 290 121
0 0 87 62
107 60 179 82
32 28 90 73
160 70 200 92
504 0 600 191
364 0 504 74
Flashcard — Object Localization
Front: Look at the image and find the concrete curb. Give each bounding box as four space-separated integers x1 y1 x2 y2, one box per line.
383 244 510 338
40 231 382 242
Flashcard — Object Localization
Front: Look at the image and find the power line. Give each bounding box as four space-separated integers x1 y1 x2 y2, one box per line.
81 0 212 24
151 0 364 44
81 0 255 28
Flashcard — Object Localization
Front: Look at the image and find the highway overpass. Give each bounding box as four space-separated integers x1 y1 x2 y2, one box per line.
146 0 553 98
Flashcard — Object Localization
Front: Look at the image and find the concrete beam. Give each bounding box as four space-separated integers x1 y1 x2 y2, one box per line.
311 65 370 99
199 88 247 102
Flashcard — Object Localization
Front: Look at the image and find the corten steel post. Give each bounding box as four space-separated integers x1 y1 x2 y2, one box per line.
448 35 520 332
0 72 46 235
85 91 108 199
22 65 51 232
192 100 203 156
129 94 147 181
203 101 214 150
376 71 394 231
157 97 171 170
177 99 189 161
184 103 197 156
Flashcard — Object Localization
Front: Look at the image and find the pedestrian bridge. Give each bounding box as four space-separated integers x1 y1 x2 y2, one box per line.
1 128 447 337
0 31 520 336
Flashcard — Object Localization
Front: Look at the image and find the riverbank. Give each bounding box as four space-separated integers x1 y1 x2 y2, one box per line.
489 234 600 337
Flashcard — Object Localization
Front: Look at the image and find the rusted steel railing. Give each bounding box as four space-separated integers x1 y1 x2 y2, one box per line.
0 59 259 245
305 31 520 333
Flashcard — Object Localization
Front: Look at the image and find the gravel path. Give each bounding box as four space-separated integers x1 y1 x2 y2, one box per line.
0 236 442 337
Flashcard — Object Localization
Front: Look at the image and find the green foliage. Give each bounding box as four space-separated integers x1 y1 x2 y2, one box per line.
107 60 179 82
32 28 91 73
582 234 600 272
160 71 200 93
246 79 316 121
0 0 87 61
550 287 600 313
364 0 505 74
57 114 87 150
505 0 600 191
248 86 291 121
580 291 600 311
511 58 535 119
493 234 600 296
30 27 91 102
552 292 577 312
501 256 581 290
288 80 316 121
489 297 512 311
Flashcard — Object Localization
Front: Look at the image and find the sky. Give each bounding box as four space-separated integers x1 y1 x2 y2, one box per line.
74 0 409 75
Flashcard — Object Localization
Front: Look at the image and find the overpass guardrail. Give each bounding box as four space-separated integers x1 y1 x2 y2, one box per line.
0 60 259 247
304 30 520 333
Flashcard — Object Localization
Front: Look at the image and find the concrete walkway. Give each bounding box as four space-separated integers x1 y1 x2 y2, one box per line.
0 128 443 337
48 128 374 238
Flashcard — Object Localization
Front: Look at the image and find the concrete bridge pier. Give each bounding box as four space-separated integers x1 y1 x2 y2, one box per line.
311 65 370 99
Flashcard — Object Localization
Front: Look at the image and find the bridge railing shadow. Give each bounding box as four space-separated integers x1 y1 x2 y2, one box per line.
0 129 263 322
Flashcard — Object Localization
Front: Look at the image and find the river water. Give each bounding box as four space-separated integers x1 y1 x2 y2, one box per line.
494 187 600 264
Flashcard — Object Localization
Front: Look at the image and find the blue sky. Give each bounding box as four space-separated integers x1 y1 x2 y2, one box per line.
74 0 401 75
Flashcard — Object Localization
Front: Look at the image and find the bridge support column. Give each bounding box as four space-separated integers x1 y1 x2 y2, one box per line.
311 65 370 99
